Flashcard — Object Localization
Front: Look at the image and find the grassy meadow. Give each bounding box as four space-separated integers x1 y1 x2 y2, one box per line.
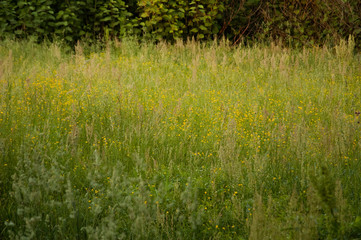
0 38 361 239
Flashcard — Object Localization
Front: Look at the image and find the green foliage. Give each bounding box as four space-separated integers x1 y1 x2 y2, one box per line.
54 1 85 42
90 0 135 39
218 0 263 43
12 0 55 38
0 0 360 46
186 0 225 39
137 0 225 41
52 0 136 42
0 0 135 43
0 1 16 34
261 0 361 47
138 0 187 40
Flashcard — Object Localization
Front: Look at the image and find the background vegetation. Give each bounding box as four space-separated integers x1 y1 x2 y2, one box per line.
0 38 361 239
0 0 360 47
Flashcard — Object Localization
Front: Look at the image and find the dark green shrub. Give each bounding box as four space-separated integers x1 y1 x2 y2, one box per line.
261 0 361 47
218 0 263 44
138 0 225 41
0 0 360 47
0 1 17 35
6 0 55 39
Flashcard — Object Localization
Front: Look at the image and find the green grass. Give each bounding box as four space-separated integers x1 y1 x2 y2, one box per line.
0 38 361 239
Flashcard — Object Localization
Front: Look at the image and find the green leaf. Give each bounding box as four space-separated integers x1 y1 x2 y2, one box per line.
14 29 23 35
140 12 149 18
100 16 112 22
199 25 207 31
212 24 220 34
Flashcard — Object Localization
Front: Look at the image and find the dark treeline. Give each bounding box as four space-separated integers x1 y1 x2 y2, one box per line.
0 0 360 47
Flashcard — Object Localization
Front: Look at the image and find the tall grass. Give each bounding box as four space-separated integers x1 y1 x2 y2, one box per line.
0 38 361 239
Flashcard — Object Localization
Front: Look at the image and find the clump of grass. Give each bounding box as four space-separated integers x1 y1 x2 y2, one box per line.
0 37 360 239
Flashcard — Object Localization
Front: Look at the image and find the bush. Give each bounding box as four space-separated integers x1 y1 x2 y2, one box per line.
261 0 361 47
0 0 360 48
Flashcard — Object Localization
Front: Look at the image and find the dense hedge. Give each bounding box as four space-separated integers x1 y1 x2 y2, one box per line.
0 0 360 47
